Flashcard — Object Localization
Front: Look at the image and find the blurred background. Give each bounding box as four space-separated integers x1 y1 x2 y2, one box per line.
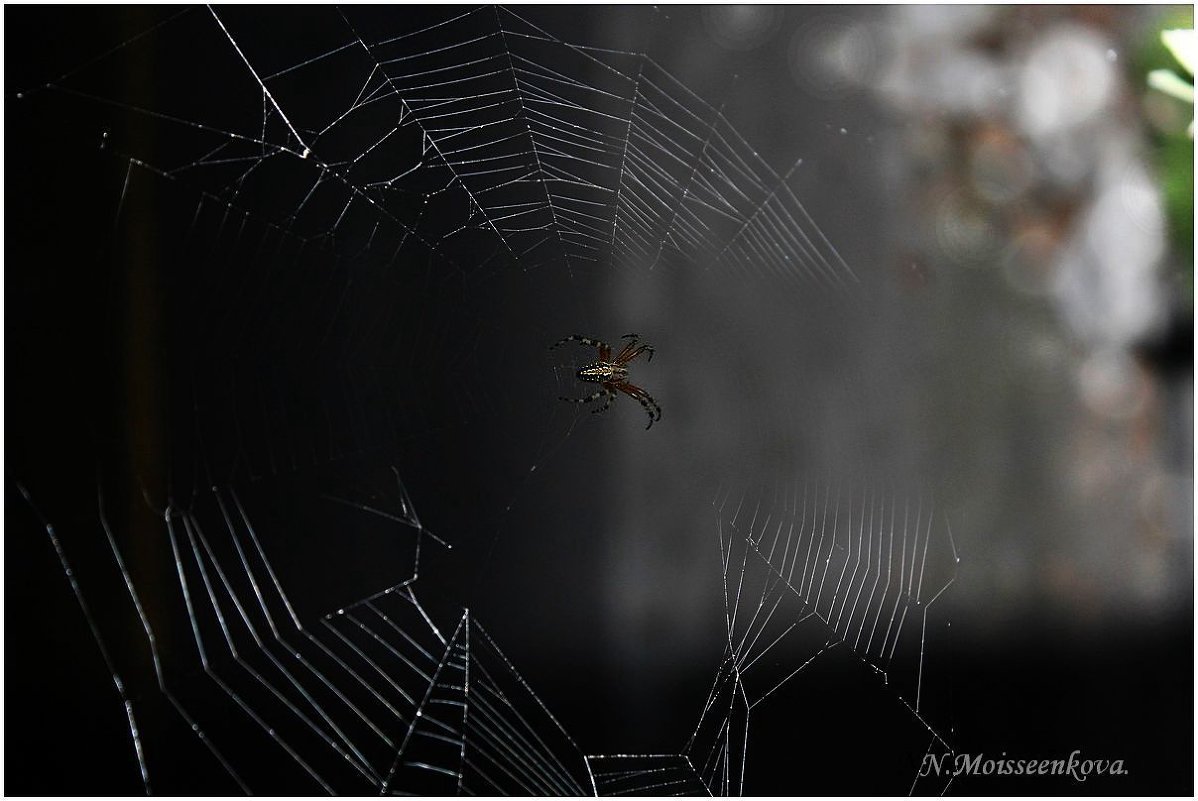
6 4 1193 795
595 5 1194 793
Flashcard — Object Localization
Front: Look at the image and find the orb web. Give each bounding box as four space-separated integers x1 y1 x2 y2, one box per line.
9 5 958 795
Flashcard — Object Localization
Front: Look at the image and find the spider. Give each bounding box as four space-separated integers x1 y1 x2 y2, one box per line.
551 333 662 429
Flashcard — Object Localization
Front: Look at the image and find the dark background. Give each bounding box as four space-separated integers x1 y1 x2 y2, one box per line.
6 5 1192 795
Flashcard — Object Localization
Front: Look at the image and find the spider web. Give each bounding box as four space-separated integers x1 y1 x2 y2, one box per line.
8 5 958 795
688 478 959 795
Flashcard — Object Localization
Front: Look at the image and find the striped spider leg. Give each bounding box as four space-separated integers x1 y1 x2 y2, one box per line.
611 380 662 429
614 333 654 365
550 334 612 362
559 383 617 414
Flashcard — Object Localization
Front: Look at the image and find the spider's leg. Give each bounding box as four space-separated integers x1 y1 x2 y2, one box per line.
599 343 612 362
625 385 661 420
559 388 607 405
616 342 655 365
614 335 641 363
591 384 616 415
632 387 662 421
613 381 662 429
550 335 613 354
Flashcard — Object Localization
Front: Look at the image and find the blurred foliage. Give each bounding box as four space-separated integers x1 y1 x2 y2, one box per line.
1148 30 1195 132
1134 6 1194 311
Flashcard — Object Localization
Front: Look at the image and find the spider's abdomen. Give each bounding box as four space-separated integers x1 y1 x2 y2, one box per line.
577 361 627 383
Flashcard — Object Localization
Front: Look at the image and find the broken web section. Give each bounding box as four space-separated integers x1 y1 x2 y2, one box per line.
20 474 593 795
8 5 957 796
682 478 960 795
574 477 961 797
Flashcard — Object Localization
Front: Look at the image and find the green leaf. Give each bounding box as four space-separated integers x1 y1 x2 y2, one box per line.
1148 68 1195 103
1161 28 1196 76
